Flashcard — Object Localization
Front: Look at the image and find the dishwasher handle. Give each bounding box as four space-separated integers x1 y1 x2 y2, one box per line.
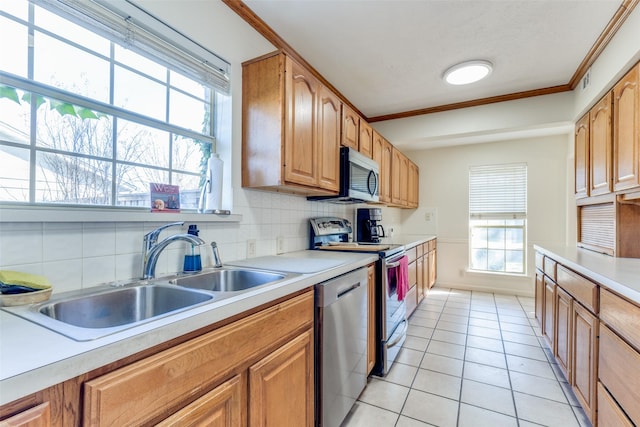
337 282 361 298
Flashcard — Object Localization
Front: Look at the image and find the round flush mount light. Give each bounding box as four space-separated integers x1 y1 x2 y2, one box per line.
443 60 493 85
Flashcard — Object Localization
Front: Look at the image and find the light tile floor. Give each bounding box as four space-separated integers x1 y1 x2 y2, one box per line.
342 288 591 427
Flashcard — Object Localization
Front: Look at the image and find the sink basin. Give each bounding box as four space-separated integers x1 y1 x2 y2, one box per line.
7 284 214 341
38 284 213 328
173 268 287 292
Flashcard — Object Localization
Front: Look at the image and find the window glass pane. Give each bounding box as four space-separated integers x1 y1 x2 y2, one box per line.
36 152 112 205
169 89 209 133
1 0 28 19
470 226 487 249
172 172 200 209
173 135 209 174
506 250 523 273
0 86 31 144
487 250 505 271
471 248 487 271
0 145 29 202
0 16 28 77
34 32 110 102
116 119 169 168
116 164 168 206
487 228 505 249
114 65 166 121
506 227 523 249
115 45 166 81
35 101 113 158
171 71 207 101
35 6 109 56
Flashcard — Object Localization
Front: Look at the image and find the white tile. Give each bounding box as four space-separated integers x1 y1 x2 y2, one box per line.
503 341 548 361
514 392 581 426
407 324 434 339
115 253 142 282
401 389 459 427
396 348 424 367
82 255 115 287
42 223 82 262
458 403 518 427
506 354 557 380
469 310 499 321
403 335 429 352
509 371 568 404
500 322 535 335
461 379 515 416
115 222 145 254
395 416 431 427
82 223 116 257
468 317 500 330
436 320 468 333
501 330 541 346
358 378 410 413
463 361 511 389
411 309 440 320
42 259 82 293
439 313 469 325
420 352 464 377
427 340 465 359
432 329 467 345
341 401 398 427
0 225 43 266
467 325 502 340
466 335 504 353
499 313 531 325
412 369 462 400
465 347 507 369
409 316 438 329
384 362 419 387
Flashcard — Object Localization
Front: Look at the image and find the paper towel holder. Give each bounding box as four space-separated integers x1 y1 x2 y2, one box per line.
197 177 230 215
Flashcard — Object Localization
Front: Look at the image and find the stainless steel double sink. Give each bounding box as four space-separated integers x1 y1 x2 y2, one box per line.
4 267 293 341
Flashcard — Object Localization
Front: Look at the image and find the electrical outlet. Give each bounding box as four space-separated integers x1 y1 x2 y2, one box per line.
276 236 285 254
425 212 432 221
247 239 256 258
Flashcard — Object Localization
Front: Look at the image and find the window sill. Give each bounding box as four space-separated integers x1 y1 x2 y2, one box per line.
464 269 530 279
0 205 242 223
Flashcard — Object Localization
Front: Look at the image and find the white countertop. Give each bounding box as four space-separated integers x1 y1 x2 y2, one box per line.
0 250 377 405
534 245 640 303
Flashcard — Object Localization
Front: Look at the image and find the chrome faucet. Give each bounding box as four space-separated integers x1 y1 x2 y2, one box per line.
142 222 205 279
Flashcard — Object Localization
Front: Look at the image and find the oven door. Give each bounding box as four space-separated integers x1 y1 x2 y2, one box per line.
382 252 407 341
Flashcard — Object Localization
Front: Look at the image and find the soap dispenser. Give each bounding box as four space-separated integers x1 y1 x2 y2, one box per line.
183 224 202 273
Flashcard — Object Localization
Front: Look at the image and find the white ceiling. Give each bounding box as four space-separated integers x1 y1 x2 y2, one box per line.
243 0 622 120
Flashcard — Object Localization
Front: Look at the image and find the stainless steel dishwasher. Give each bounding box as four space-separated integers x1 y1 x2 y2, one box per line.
315 267 368 427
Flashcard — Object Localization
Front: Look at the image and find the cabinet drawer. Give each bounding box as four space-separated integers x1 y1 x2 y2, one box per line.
601 288 640 351
428 239 436 252
406 247 417 263
535 252 544 271
408 259 417 286
405 284 417 316
84 291 314 426
556 265 598 313
597 381 633 427
543 257 557 280
599 325 640 425
416 244 424 258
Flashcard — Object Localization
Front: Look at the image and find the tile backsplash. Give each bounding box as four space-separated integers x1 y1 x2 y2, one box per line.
0 190 391 294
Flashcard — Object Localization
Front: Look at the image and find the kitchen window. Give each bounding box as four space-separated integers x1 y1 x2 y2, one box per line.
0 0 230 210
469 163 527 274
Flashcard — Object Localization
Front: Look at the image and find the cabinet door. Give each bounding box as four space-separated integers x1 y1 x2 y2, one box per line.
341 105 359 150
428 248 437 289
0 402 50 427
416 256 425 303
391 147 402 205
156 375 244 427
285 58 318 187
367 264 376 375
316 86 341 192
613 63 640 192
590 92 613 196
408 161 419 208
572 303 597 424
535 271 544 325
249 330 314 427
597 381 634 427
359 120 373 158
399 154 409 206
381 139 393 204
555 286 572 379
543 278 555 351
575 113 590 198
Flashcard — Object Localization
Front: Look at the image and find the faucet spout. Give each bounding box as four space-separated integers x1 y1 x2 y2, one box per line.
142 228 205 279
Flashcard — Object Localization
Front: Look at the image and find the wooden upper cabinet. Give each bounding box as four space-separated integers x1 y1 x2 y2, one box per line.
242 52 339 196
358 120 373 158
372 131 392 204
316 86 341 192
613 63 640 192
285 58 318 187
408 160 419 208
341 104 359 150
590 92 613 197
391 147 403 206
575 113 590 198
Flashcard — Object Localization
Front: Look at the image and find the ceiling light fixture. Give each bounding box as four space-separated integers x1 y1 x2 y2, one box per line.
443 60 493 85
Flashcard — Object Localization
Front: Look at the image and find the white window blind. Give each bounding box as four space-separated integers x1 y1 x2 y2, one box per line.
469 163 527 220
35 0 230 94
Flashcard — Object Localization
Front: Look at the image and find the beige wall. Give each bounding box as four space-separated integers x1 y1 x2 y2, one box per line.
403 134 570 296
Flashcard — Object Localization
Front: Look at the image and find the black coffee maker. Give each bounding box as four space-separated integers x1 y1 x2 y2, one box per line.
356 208 386 243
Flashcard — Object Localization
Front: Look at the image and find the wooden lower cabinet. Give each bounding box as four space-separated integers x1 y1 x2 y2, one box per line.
543 277 556 351
555 286 572 378
597 381 634 427
157 375 244 427
0 402 51 427
535 270 544 325
78 290 313 427
571 302 598 422
249 330 314 427
367 264 376 374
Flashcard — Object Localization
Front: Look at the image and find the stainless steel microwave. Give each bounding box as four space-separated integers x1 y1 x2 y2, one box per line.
309 147 380 203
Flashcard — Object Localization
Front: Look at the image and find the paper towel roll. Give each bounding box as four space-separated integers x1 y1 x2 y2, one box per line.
205 153 223 211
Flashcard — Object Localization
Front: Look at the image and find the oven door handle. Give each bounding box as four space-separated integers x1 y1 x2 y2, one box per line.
386 260 401 268
386 319 408 348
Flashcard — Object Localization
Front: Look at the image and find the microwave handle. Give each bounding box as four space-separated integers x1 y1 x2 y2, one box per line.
367 170 378 196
